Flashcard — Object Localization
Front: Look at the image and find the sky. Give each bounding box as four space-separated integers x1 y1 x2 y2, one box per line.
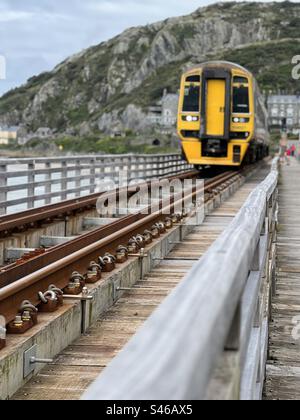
0 0 296 96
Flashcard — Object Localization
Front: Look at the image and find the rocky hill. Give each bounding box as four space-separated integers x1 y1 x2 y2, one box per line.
0 1 300 137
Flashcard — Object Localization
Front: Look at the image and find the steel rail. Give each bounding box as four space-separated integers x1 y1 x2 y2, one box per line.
0 171 242 324
0 170 199 236
0 170 236 288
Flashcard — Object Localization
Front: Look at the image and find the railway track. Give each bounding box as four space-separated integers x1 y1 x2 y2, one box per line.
0 170 199 237
0 162 268 400
0 169 241 324
7 161 272 400
0 169 230 275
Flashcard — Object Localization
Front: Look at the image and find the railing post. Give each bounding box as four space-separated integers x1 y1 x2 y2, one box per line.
122 156 128 186
45 162 51 205
27 162 35 209
128 156 134 182
114 157 120 184
100 158 106 190
61 161 67 201
251 238 261 272
251 236 262 328
90 158 96 194
146 156 152 178
168 155 172 175
0 164 7 215
75 159 81 197
120 157 128 187
225 302 241 352
137 157 144 179
154 156 159 178
158 156 163 177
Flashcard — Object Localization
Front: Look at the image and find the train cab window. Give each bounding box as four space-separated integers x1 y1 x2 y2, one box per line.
183 85 200 112
233 85 250 114
186 75 201 83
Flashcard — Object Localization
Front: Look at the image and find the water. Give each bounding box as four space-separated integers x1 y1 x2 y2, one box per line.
4 163 94 215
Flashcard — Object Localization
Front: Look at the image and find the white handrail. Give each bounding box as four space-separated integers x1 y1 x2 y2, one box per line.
0 154 192 215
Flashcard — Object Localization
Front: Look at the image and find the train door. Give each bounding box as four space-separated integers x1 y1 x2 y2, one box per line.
200 68 231 141
206 80 226 136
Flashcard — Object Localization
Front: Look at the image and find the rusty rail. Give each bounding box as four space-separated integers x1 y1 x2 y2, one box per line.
0 169 198 237
0 170 242 324
0 170 236 286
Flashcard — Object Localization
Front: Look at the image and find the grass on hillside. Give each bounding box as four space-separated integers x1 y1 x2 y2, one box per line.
0 135 179 156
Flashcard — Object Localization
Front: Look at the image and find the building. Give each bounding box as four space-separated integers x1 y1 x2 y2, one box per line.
147 106 162 125
147 89 179 129
161 91 178 127
267 95 300 133
0 126 18 145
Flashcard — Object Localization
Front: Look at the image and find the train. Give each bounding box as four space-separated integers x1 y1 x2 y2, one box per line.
177 61 269 168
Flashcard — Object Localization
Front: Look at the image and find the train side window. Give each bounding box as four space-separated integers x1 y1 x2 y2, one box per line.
183 85 200 112
233 86 249 114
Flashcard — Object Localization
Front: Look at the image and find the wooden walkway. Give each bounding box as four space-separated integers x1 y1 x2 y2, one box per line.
265 158 300 400
13 167 270 400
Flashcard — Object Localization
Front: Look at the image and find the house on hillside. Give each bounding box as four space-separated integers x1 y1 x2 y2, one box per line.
147 89 179 129
268 95 300 133
161 90 179 127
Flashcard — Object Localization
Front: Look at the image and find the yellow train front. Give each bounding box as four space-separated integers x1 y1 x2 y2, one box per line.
177 61 269 168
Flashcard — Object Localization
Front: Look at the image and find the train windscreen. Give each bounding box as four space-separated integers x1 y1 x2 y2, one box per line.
183 85 200 112
233 85 249 114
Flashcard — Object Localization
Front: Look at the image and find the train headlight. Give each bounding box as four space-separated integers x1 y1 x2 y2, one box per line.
183 115 199 122
232 117 250 123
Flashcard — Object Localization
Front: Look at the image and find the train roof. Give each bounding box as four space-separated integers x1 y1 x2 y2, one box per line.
185 61 253 77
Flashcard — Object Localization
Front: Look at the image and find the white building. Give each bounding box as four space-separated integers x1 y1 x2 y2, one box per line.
147 90 179 129
268 95 300 132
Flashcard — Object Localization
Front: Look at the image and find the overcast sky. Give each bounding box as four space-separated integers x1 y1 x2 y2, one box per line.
0 0 295 96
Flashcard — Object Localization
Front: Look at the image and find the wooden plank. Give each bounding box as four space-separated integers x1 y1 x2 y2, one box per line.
264 158 300 400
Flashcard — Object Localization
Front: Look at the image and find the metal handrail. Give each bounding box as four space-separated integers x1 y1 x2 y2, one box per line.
0 154 192 215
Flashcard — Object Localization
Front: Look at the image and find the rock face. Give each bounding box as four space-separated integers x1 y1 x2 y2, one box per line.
0 1 300 135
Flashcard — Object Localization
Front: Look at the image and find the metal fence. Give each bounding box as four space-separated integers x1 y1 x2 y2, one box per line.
82 159 279 401
0 154 192 215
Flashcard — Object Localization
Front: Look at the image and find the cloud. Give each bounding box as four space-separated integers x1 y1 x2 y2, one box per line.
0 10 34 22
0 0 295 96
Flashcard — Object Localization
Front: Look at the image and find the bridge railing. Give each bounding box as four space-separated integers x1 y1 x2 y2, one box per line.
82 158 279 401
0 154 192 215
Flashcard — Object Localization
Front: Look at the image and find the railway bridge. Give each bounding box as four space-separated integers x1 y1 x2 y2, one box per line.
0 153 299 400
